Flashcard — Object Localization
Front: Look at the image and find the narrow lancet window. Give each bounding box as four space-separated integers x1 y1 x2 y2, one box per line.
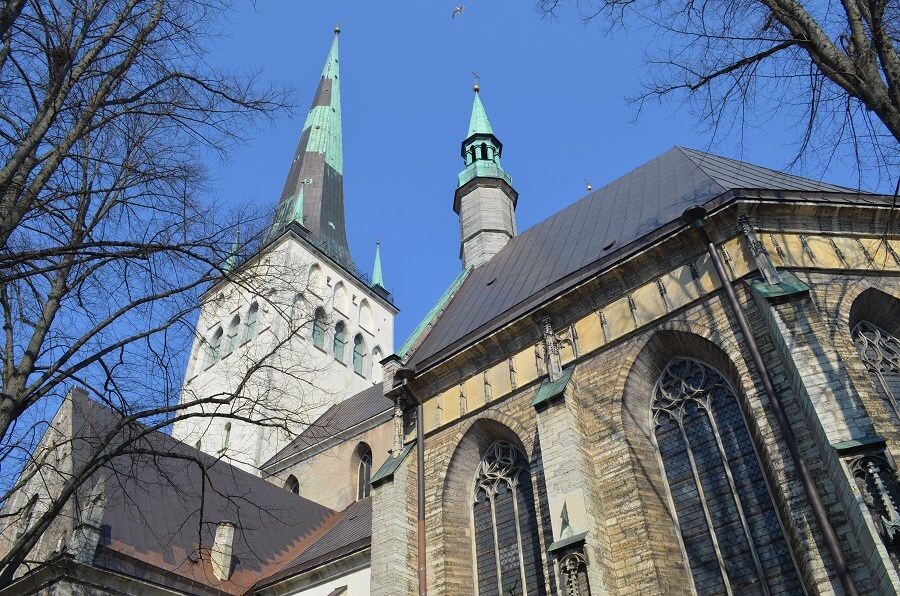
353 334 366 375
358 448 372 500
333 321 347 362
653 358 803 594
206 327 223 367
225 315 240 353
312 308 327 350
246 302 259 340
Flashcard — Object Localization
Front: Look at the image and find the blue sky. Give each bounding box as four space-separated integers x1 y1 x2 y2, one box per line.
207 1 879 346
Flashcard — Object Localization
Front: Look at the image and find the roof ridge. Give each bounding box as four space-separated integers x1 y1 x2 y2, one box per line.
676 146 861 193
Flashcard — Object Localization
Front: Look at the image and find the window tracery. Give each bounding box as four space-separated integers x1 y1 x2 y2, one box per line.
472 441 547 596
848 453 900 564
852 321 900 419
652 358 803 594
558 552 590 596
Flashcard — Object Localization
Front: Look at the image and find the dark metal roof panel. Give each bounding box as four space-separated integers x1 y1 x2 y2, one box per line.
406 147 872 370
264 384 391 467
66 392 337 595
261 498 372 584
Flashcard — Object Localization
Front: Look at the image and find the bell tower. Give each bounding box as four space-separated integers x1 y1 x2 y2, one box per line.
453 84 518 269
173 29 397 474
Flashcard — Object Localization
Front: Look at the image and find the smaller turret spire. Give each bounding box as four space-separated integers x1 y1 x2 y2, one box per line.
372 240 384 288
467 91 494 138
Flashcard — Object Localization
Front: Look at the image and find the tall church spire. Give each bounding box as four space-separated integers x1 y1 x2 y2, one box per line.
268 28 352 265
454 84 518 269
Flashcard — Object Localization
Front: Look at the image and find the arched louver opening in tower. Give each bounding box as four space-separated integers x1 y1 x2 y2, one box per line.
652 358 803 594
205 327 223 367
333 321 347 363
225 315 240 354
246 302 259 340
312 308 327 350
353 334 365 376
852 320 900 419
472 441 546 596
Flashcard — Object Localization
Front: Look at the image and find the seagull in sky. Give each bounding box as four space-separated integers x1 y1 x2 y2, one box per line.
452 5 465 18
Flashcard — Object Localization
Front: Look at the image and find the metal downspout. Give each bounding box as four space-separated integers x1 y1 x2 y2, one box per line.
682 206 858 596
399 371 427 596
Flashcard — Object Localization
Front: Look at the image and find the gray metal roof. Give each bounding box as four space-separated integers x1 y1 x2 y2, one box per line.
66 391 338 595
406 147 874 370
262 497 372 584
264 384 392 468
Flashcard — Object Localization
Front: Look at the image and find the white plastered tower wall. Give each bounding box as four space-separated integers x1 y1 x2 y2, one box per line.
172 230 395 474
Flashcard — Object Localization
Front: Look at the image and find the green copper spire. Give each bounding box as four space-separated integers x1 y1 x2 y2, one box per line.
468 91 494 137
268 28 352 265
372 240 384 288
457 85 512 191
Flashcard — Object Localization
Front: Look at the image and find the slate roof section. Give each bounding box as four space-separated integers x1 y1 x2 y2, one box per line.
406 147 878 371
263 497 372 584
264 384 392 468
65 390 338 595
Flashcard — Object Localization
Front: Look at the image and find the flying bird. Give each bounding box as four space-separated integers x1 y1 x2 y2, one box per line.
452 5 465 18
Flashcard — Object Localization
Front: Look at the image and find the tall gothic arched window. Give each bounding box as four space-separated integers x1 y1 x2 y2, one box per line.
852 321 900 419
472 442 547 596
653 358 803 594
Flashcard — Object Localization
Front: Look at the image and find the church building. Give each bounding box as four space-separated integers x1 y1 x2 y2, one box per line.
3 28 900 596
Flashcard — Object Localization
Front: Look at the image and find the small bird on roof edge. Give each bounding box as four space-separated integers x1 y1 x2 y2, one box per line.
452 5 465 18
